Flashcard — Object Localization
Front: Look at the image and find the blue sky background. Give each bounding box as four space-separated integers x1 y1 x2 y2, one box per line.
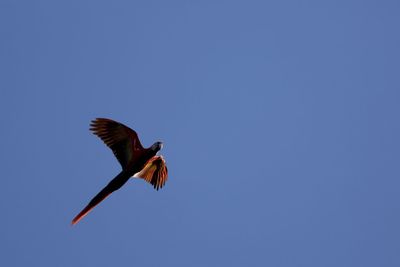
1 1 400 266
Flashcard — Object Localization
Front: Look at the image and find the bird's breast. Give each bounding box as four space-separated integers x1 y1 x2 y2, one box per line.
126 152 155 177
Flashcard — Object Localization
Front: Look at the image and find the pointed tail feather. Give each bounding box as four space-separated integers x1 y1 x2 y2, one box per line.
71 171 129 225
71 192 111 225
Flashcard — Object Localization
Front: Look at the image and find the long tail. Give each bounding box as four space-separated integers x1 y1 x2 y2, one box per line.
71 171 128 225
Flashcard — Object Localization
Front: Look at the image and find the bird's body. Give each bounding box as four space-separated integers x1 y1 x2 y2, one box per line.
71 118 168 225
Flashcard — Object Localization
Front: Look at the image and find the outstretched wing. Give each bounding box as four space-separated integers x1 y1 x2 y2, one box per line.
90 118 144 169
134 156 168 190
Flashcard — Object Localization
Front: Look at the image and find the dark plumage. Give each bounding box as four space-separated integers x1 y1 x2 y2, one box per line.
71 118 168 225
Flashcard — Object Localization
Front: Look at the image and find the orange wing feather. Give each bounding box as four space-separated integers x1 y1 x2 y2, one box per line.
134 156 168 190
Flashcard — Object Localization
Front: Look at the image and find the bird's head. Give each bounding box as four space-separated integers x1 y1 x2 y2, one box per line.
151 141 163 152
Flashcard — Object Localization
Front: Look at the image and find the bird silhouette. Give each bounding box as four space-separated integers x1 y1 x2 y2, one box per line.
71 118 168 225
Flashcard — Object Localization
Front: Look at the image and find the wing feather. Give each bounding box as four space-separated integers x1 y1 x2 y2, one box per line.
134 156 168 190
90 118 144 169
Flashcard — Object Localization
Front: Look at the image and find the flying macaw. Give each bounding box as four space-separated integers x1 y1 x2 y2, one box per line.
71 118 168 225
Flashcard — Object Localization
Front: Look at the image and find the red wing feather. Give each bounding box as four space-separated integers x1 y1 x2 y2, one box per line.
134 156 168 190
90 118 144 169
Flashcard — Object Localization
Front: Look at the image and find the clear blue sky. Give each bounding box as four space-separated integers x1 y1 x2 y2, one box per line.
1 1 399 266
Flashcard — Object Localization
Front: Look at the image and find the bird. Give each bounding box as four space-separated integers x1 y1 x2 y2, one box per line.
71 118 168 225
